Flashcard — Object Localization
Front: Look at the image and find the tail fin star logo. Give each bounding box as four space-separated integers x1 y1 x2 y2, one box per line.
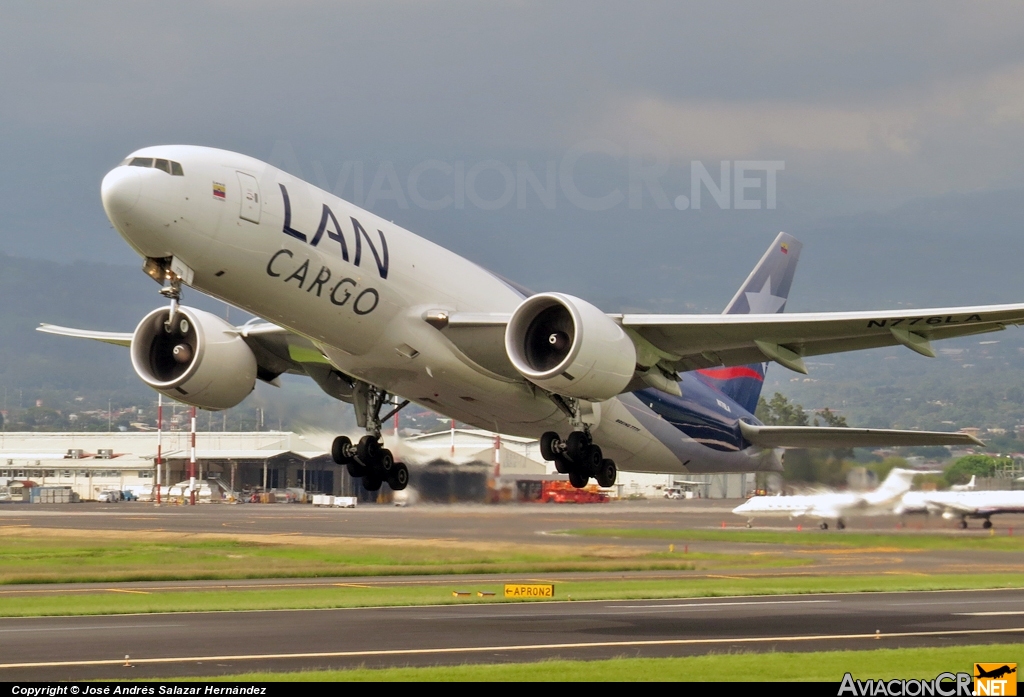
975 663 1017 696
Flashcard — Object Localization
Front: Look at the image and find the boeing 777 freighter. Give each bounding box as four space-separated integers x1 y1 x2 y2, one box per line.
41 146 1020 492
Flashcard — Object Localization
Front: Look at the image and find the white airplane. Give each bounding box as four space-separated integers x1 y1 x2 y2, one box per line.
732 468 919 529
39 145 1017 493
896 489 1024 529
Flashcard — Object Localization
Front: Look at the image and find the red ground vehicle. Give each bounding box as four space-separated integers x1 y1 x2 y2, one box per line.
540 481 609 503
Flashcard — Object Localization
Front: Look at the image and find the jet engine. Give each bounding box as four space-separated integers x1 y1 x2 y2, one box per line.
130 306 258 410
504 292 636 401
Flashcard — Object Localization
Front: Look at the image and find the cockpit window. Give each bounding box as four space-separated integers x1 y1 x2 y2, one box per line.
125 157 184 176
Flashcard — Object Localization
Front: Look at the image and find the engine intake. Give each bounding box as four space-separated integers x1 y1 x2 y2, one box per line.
130 306 257 410
505 293 636 401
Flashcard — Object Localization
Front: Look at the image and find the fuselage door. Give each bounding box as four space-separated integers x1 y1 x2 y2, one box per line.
237 172 261 224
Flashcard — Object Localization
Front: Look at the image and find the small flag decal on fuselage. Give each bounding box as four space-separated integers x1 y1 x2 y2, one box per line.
213 182 226 199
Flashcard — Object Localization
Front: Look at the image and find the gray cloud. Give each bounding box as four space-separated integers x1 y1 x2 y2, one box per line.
2 1 1024 264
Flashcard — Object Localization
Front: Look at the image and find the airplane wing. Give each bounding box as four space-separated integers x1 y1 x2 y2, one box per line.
37 322 359 402
442 303 1024 379
37 325 133 347
738 421 983 449
620 303 1024 374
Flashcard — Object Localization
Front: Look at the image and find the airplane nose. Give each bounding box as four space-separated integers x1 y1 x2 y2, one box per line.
101 166 142 221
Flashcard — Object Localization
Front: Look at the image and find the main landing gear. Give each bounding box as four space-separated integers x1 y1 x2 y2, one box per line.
539 430 618 489
330 384 409 492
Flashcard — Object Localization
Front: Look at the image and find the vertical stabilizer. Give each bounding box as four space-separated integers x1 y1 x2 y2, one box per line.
864 468 918 505
696 232 802 414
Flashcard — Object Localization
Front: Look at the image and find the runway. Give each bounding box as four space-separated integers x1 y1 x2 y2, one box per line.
1 588 1022 680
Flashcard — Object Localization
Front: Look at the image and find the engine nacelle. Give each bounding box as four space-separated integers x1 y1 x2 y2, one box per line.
504 293 637 401
130 306 258 410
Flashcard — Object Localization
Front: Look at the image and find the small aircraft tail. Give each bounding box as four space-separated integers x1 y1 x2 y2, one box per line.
695 232 803 414
863 468 918 505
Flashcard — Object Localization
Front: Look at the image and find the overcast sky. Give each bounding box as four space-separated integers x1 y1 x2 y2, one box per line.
2 1 1024 309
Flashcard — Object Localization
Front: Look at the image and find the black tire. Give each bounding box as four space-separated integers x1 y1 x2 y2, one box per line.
362 475 382 492
983 519 993 529
553 455 570 474
346 462 367 478
960 519 968 529
568 471 589 489
331 435 352 465
595 458 617 488
820 522 828 530
378 448 394 474
837 520 846 530
582 444 603 474
566 431 589 463
540 432 560 461
357 435 381 464
388 462 410 491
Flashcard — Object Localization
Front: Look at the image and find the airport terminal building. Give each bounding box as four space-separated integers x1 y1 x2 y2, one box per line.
0 431 338 501
0 428 755 502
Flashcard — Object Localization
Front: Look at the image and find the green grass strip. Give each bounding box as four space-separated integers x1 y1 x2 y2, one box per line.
182 643 1024 681
5 573 1023 618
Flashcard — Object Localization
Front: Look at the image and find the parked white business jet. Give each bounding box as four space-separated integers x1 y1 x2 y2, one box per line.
732 468 919 529
896 489 1024 529
39 146 1018 492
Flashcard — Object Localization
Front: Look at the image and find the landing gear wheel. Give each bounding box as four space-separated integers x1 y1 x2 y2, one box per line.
566 431 589 463
347 462 367 478
568 471 589 489
362 476 382 492
388 462 409 491
960 519 968 529
983 519 993 529
331 436 352 465
378 448 394 474
595 458 617 488
837 519 846 531
553 455 570 474
540 432 560 461
357 435 381 464
820 522 829 530
582 444 603 474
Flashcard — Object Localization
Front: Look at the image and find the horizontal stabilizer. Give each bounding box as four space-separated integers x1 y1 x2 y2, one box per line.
738 420 983 449
37 324 132 347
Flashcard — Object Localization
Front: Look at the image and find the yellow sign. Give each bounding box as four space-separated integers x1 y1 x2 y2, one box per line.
503 583 554 599
975 663 1017 696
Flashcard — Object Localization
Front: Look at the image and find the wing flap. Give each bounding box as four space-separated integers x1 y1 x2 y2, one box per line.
738 421 983 449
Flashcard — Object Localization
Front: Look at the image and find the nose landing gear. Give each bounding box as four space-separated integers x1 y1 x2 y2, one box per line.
331 384 410 492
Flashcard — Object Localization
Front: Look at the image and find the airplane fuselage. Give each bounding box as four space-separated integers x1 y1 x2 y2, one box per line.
101 145 779 475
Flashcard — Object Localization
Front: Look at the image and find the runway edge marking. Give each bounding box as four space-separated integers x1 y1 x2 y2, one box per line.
3 626 1024 669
